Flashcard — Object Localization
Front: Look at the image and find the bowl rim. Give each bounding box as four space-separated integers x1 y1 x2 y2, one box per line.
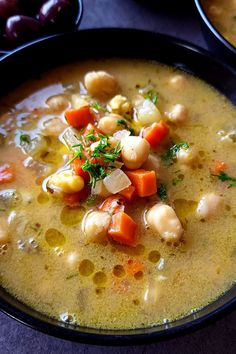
194 0 236 54
0 28 236 345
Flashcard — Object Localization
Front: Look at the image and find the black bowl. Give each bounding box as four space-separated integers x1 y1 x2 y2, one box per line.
195 0 236 67
0 29 236 345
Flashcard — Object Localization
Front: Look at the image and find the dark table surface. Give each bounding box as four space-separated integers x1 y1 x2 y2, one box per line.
1 0 236 353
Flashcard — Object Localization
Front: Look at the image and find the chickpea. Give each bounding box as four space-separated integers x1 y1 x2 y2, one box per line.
46 94 70 112
108 95 132 115
121 136 150 169
42 118 67 137
98 113 123 135
84 71 118 100
168 104 188 124
136 99 162 125
177 147 198 166
82 211 111 243
196 193 224 220
0 218 10 244
147 203 183 242
169 75 187 90
48 170 84 194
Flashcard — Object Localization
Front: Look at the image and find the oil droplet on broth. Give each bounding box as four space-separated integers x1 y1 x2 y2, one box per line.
113 265 126 278
148 250 161 263
79 259 95 276
45 228 66 247
60 206 85 226
93 271 107 285
37 192 49 204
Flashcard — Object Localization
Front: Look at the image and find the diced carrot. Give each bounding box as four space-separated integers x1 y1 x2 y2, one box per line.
143 121 169 148
99 195 125 214
119 185 136 201
108 212 137 247
0 164 14 184
125 169 157 197
71 158 90 182
63 186 90 207
211 160 228 174
65 107 94 128
126 259 144 276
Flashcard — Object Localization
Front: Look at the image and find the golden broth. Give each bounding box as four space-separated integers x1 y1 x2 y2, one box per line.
202 0 236 47
0 59 236 329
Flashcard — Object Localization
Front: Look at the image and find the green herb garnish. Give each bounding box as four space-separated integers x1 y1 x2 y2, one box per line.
19 133 31 145
91 102 108 112
157 184 167 201
144 89 158 105
85 130 97 142
66 272 79 280
161 142 189 165
213 171 236 188
117 119 135 135
67 143 84 165
82 161 108 188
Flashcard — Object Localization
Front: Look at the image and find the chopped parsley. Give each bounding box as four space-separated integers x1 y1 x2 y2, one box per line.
213 171 236 188
117 119 135 135
67 143 84 164
144 89 158 105
161 142 189 165
66 272 79 280
82 161 107 188
85 130 97 141
157 184 167 201
91 102 108 112
19 132 31 145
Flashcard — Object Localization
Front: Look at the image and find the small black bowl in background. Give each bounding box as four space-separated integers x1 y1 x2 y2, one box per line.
195 0 236 68
0 0 83 52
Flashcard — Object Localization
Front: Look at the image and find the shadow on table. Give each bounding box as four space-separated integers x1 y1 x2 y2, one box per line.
133 0 196 15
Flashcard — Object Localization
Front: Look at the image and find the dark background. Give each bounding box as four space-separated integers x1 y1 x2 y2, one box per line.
1 0 236 353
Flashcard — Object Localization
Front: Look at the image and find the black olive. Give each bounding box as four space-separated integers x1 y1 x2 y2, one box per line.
0 0 20 22
5 15 42 45
38 0 77 31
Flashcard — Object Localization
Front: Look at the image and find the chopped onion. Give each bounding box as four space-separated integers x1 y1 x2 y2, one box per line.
138 84 154 95
136 99 161 125
113 129 130 141
91 180 111 197
60 127 82 151
103 169 131 194
71 94 89 109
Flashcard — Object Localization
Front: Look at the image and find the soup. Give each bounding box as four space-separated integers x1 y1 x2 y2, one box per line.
202 0 236 47
0 59 236 330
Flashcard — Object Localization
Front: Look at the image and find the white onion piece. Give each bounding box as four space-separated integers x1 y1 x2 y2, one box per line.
71 94 88 109
91 180 111 197
103 169 131 194
113 129 130 141
136 99 161 125
138 84 154 95
59 127 81 151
